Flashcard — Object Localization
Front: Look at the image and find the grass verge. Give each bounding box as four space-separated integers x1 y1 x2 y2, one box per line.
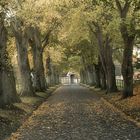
0 85 60 140
81 84 140 124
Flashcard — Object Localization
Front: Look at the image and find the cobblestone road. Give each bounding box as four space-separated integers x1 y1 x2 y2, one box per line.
8 85 140 140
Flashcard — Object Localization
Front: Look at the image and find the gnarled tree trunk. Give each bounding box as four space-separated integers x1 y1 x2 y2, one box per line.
29 27 47 91
14 29 35 96
93 24 117 93
0 20 20 107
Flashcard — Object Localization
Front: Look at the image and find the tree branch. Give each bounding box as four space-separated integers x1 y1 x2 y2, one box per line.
88 22 97 37
121 0 131 18
42 29 52 51
115 0 122 13
115 0 131 18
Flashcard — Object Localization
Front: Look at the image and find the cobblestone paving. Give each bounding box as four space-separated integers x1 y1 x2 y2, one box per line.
8 85 140 140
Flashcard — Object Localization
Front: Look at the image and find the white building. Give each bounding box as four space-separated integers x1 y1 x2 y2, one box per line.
60 72 80 85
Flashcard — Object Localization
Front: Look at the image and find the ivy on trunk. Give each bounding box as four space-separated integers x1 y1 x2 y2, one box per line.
0 18 20 107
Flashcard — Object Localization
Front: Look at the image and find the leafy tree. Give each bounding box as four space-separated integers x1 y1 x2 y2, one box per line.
115 0 140 98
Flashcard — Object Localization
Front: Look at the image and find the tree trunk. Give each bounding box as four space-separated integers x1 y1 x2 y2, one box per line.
82 70 85 84
15 30 35 96
81 68 86 84
85 66 90 85
87 65 95 86
29 27 47 91
100 64 107 90
84 68 88 84
121 40 134 98
51 66 56 86
93 24 117 93
120 16 135 98
46 55 52 86
80 69 84 83
115 0 135 98
56 74 60 84
54 69 60 85
0 70 21 107
32 48 47 91
94 64 101 88
106 63 118 92
0 21 20 107
105 37 118 93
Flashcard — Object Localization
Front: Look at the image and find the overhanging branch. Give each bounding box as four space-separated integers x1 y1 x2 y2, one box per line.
42 29 52 51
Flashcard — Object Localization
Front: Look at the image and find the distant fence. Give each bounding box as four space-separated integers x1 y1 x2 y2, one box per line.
116 79 124 89
60 76 80 85
116 77 140 89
